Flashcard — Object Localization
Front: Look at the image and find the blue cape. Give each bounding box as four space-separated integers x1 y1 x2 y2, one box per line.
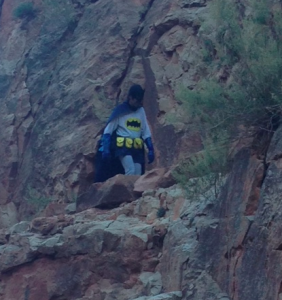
107 101 132 124
98 101 132 152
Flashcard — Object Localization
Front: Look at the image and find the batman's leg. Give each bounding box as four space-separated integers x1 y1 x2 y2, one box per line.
134 163 142 175
119 155 135 175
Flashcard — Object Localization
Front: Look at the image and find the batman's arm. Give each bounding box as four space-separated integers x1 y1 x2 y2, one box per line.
140 108 152 140
104 118 118 135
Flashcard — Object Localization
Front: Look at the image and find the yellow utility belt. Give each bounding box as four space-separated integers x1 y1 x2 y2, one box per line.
116 137 143 149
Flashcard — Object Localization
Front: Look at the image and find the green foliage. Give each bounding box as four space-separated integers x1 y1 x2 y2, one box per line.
204 0 282 130
25 186 53 211
202 39 215 64
175 172 225 202
211 0 243 64
156 207 166 218
13 2 36 19
176 0 282 194
173 139 228 201
252 0 271 25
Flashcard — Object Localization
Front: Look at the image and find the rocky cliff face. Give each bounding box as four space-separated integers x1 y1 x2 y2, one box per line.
1 133 282 300
1 0 282 300
0 0 204 224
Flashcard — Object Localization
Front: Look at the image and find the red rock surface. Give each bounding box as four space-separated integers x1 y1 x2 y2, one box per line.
77 174 139 211
1 0 282 300
0 0 204 223
134 168 176 194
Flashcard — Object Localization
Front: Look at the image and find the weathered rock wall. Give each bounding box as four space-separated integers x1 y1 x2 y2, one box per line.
2 1 282 300
0 0 207 224
1 125 282 300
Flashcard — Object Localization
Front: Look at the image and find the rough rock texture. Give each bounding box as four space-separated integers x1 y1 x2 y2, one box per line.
1 128 282 300
76 174 140 211
0 0 206 223
134 168 176 194
0 184 184 300
2 0 282 300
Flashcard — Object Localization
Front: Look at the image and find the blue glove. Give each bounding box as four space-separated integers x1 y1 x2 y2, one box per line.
102 133 111 160
145 137 155 164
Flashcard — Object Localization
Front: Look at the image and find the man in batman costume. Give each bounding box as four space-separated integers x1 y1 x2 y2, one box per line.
94 84 155 182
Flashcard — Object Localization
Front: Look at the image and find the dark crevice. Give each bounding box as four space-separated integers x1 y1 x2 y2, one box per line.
0 0 4 20
242 218 254 245
17 110 34 172
182 3 207 8
10 107 33 192
112 39 136 100
260 161 270 189
57 15 80 45
152 233 166 248
139 0 155 23
252 119 281 195
113 0 156 98
272 153 282 161
140 50 159 127
231 246 243 300
224 245 243 259
71 0 100 8
152 226 167 249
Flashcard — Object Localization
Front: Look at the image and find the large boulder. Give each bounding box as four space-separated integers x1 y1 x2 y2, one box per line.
134 168 176 194
76 174 139 211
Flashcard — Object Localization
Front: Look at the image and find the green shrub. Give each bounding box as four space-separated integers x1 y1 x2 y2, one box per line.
176 0 282 194
156 207 166 218
13 2 36 19
173 139 228 200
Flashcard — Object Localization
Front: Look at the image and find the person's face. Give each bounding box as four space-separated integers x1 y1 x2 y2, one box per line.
129 96 143 110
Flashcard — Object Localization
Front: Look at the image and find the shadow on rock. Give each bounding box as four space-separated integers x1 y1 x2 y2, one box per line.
76 174 140 211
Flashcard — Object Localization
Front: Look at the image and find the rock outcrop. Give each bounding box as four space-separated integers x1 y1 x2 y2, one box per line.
0 0 206 223
0 183 185 300
1 126 282 300
1 0 282 300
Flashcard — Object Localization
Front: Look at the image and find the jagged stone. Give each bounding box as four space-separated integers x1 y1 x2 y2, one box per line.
0 202 18 228
9 221 30 234
0 185 186 299
41 202 68 217
76 174 139 211
65 202 77 214
0 228 8 245
134 196 160 218
134 168 176 194
132 291 182 300
139 271 162 296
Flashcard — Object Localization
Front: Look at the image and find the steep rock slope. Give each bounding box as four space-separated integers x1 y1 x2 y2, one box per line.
2 1 282 300
0 0 206 224
1 124 282 300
